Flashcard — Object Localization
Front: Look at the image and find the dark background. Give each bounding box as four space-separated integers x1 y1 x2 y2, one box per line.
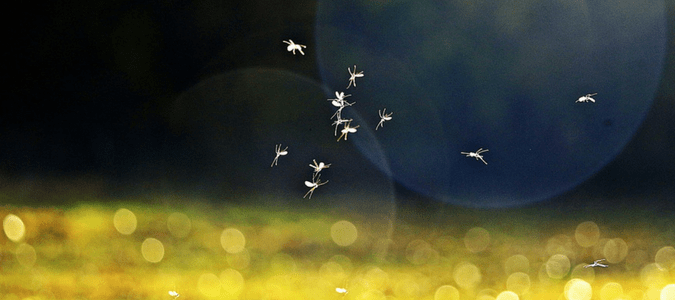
2 0 673 212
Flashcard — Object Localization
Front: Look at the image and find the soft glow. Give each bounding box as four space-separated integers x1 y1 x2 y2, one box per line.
113 208 137 235
506 272 530 295
364 267 389 291
603 238 628 263
3 214 26 242
220 268 244 295
640 263 669 288
565 279 592 300
220 228 245 254
198 272 221 297
546 254 571 279
330 220 358 247
141 238 164 263
504 254 529 275
574 221 600 248
599 282 623 300
496 291 519 300
406 239 437 265
167 212 191 238
654 246 675 270
454 262 481 290
226 248 250 270
464 227 490 253
15 243 37 268
661 284 675 300
434 285 460 300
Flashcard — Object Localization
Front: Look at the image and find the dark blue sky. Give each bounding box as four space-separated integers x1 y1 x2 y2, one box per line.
1 0 673 210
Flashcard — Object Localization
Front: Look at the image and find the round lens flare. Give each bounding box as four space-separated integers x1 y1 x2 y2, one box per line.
141 238 164 263
464 227 490 253
331 220 358 247
220 228 246 254
565 279 592 300
434 285 460 300
113 208 137 235
3 214 26 242
574 221 600 248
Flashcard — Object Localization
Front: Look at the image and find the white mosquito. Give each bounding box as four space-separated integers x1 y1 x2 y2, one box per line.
576 93 597 103
584 259 608 268
304 174 328 199
329 91 355 120
347 65 364 89
283 39 306 55
337 121 359 141
309 159 331 174
336 287 348 295
168 290 180 299
376 108 393 130
461 148 489 165
271 144 288 167
332 117 353 136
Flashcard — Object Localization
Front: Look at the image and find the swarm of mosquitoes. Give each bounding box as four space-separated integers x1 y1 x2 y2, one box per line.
274 40 597 199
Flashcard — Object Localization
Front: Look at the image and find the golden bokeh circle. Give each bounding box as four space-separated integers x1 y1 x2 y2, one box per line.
453 262 482 290
220 228 246 254
198 272 221 298
599 282 623 300
546 254 570 279
464 227 490 253
496 291 519 300
661 284 675 300
141 238 164 263
654 246 675 270
564 279 592 300
330 220 358 247
603 238 628 263
435 285 460 300
504 254 530 275
113 208 137 235
574 221 600 248
220 268 245 295
506 272 530 295
3 214 26 242
15 243 37 268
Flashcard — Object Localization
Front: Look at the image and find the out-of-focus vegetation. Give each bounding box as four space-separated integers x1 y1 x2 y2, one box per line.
1 182 674 300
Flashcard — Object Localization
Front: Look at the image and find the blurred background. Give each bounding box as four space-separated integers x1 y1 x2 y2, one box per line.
1 0 674 299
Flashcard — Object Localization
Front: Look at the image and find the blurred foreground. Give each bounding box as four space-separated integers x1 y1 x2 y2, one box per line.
1 193 674 300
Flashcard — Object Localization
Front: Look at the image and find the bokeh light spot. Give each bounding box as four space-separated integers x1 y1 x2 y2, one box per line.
565 279 592 300
453 262 482 290
661 284 675 300
220 228 245 254
599 282 623 300
464 227 490 253
330 220 358 247
504 254 530 275
640 263 669 288
198 272 221 298
546 254 571 279
141 238 164 263
226 248 250 270
167 212 191 238
220 268 244 296
496 291 519 300
3 214 26 242
506 272 530 295
603 238 628 263
434 285 460 300
113 208 137 235
654 246 675 270
574 221 600 248
15 243 37 268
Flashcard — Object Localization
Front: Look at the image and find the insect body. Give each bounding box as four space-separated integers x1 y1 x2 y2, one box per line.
584 259 608 268
168 291 180 299
376 108 393 130
347 65 364 89
461 148 489 165
309 159 331 174
283 40 306 55
337 121 359 141
576 93 597 103
304 174 328 199
271 144 288 167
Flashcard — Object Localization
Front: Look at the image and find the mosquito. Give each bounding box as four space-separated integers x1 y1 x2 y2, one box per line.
271 144 288 167
576 93 597 103
168 291 180 299
347 65 364 89
283 39 306 55
332 117 353 136
461 148 489 165
309 159 331 175
376 108 393 130
337 121 359 141
304 174 328 199
584 259 608 268
329 91 355 120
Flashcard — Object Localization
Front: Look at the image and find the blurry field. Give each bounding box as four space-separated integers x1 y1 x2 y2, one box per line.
1 195 674 300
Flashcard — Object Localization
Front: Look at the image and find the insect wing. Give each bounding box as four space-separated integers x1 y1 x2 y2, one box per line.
305 181 315 187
